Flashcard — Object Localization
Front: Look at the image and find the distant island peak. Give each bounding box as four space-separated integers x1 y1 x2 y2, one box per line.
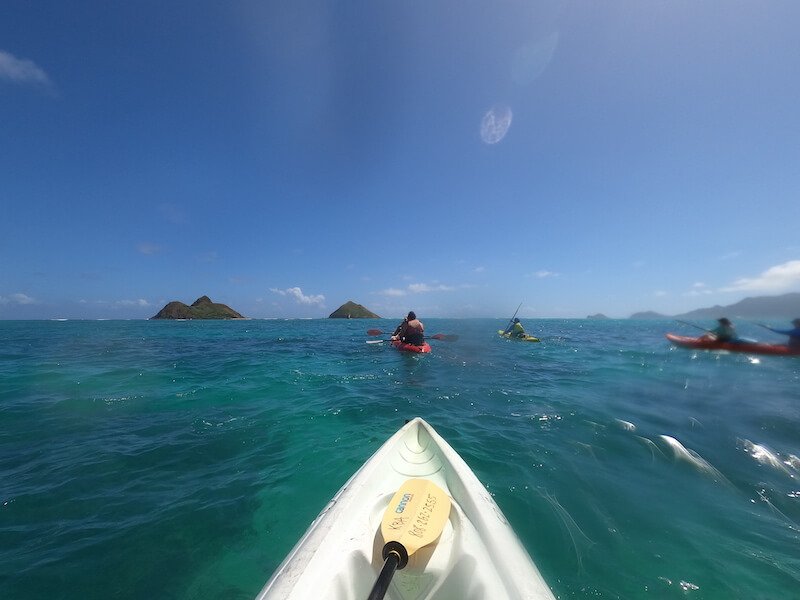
329 301 380 319
151 296 244 320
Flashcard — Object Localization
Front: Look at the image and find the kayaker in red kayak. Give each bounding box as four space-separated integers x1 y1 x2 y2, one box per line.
392 311 425 346
702 317 737 342
761 318 800 350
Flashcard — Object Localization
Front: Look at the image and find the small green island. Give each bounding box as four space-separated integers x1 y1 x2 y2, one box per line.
329 301 380 319
151 296 244 319
587 313 609 320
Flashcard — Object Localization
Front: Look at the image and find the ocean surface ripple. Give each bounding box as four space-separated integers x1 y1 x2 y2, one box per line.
1 318 798 599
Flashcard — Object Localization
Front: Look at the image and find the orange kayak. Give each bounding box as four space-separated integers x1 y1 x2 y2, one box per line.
391 340 431 353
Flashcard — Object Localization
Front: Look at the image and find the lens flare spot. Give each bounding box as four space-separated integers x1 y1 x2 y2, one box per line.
480 104 512 144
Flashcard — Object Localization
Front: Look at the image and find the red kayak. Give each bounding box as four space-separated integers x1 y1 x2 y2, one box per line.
666 333 800 356
391 339 432 353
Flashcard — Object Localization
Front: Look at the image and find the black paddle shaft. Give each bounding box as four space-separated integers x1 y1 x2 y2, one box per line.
366 542 409 600
505 301 523 333
677 320 712 333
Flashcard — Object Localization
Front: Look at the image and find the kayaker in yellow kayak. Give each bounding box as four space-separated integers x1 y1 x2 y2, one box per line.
503 318 527 338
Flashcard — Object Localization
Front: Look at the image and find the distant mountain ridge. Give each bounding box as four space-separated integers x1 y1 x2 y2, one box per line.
629 292 800 320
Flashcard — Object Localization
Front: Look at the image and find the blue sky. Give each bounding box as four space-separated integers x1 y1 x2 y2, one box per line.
2 1 799 319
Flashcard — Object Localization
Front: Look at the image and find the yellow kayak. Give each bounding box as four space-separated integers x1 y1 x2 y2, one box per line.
498 329 540 342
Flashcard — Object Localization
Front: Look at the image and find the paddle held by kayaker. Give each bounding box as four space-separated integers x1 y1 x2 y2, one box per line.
392 311 425 345
504 318 527 338
703 317 736 342
761 318 800 350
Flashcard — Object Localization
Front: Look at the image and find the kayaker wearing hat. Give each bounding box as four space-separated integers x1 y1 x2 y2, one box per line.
503 318 527 338
761 318 800 350
704 317 737 342
392 311 425 346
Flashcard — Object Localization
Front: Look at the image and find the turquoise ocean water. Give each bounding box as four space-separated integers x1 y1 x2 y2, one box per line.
1 319 798 599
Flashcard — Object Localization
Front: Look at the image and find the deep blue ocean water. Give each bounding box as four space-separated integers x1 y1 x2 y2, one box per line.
1 318 798 599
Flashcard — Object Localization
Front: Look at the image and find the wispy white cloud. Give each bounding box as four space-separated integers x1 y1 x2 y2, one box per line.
137 242 161 255
116 299 150 307
379 288 407 297
684 282 713 297
408 283 456 293
379 282 463 296
528 270 558 278
0 293 37 305
721 260 800 292
473 266 486 273
270 286 325 306
79 298 151 308
0 50 52 87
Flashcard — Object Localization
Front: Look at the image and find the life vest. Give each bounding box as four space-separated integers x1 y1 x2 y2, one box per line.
402 320 425 345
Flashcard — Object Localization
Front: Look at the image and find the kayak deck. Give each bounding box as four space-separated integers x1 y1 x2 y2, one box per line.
498 329 540 343
665 333 800 356
256 417 554 600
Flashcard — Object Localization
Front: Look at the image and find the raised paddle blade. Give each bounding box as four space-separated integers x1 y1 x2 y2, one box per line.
367 478 452 600
367 329 385 336
429 334 458 342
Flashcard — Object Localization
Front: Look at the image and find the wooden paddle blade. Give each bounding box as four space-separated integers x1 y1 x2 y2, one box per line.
380 478 452 557
367 329 384 336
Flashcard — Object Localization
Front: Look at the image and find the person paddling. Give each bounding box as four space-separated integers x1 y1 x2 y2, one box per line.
761 318 800 350
503 318 527 338
702 317 737 342
392 311 425 346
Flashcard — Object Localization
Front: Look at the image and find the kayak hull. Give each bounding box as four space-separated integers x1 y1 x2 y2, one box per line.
666 333 800 356
498 330 540 343
256 417 555 600
391 340 432 353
